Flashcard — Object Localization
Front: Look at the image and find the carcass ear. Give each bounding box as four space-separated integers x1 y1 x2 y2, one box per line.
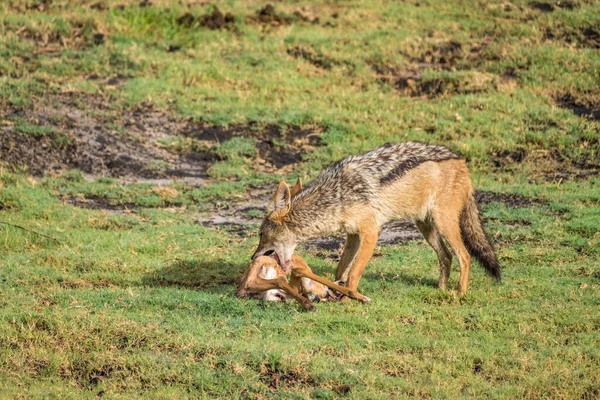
268 181 291 224
290 178 303 197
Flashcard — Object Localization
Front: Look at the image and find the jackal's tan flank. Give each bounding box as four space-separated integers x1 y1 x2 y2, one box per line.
252 142 501 297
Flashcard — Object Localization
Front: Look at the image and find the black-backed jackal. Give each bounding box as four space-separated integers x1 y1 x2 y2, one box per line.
252 142 501 298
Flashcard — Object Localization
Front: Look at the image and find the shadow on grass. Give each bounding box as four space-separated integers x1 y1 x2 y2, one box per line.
142 259 243 291
362 271 439 288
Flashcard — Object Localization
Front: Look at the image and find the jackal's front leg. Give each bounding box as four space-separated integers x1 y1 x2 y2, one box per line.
345 227 378 293
336 233 361 282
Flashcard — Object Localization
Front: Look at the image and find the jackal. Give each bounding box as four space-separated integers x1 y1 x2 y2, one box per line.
252 142 501 297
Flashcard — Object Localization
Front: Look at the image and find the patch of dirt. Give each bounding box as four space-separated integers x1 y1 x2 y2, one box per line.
185 123 323 170
372 38 524 97
491 149 527 168
251 4 293 26
417 41 465 68
544 24 600 49
62 193 185 212
555 92 600 121
407 38 502 71
260 363 316 392
287 45 346 70
371 64 497 98
63 195 135 211
0 96 208 178
529 0 580 12
0 94 321 179
475 190 543 208
247 4 322 27
490 143 600 183
177 7 236 31
90 1 108 11
529 1 555 12
12 18 103 55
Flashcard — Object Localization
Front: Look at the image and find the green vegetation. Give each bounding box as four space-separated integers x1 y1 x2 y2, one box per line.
0 0 599 398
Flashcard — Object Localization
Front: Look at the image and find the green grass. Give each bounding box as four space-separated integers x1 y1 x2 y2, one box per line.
1 0 599 398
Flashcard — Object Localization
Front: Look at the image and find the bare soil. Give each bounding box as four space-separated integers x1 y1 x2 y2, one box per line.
555 92 600 121
287 45 337 70
185 123 322 169
0 94 321 179
248 4 320 27
177 7 236 31
544 24 600 49
371 64 499 99
528 1 579 12
250 4 293 26
490 145 600 183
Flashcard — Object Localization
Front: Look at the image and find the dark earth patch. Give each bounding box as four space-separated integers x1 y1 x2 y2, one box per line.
476 190 542 208
529 1 578 12
177 6 235 31
491 149 527 169
371 64 496 98
0 94 321 179
555 93 600 121
247 4 320 27
0 95 212 179
10 17 102 56
287 45 352 71
544 24 600 49
490 143 600 183
250 4 293 26
542 147 600 183
529 2 555 12
406 38 499 71
64 195 137 211
185 123 323 170
260 363 316 391
62 193 184 211
371 38 523 98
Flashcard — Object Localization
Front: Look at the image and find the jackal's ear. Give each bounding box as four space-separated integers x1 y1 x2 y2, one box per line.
269 181 291 224
290 178 302 198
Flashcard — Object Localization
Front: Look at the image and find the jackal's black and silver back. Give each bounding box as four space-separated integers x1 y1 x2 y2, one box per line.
295 142 462 205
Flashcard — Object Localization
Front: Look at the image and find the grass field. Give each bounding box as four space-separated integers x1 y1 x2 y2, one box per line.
1 0 599 398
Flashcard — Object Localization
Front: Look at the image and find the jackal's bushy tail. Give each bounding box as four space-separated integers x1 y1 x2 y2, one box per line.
460 195 501 281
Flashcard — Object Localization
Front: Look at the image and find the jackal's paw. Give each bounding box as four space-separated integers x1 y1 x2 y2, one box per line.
303 303 317 312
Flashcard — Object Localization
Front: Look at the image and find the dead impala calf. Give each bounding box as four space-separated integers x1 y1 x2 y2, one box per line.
236 254 371 311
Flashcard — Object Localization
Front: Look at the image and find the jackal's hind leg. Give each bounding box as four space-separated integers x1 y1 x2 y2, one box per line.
415 219 453 290
434 215 471 295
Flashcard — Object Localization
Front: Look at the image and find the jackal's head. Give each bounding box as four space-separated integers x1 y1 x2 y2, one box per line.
251 179 302 273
